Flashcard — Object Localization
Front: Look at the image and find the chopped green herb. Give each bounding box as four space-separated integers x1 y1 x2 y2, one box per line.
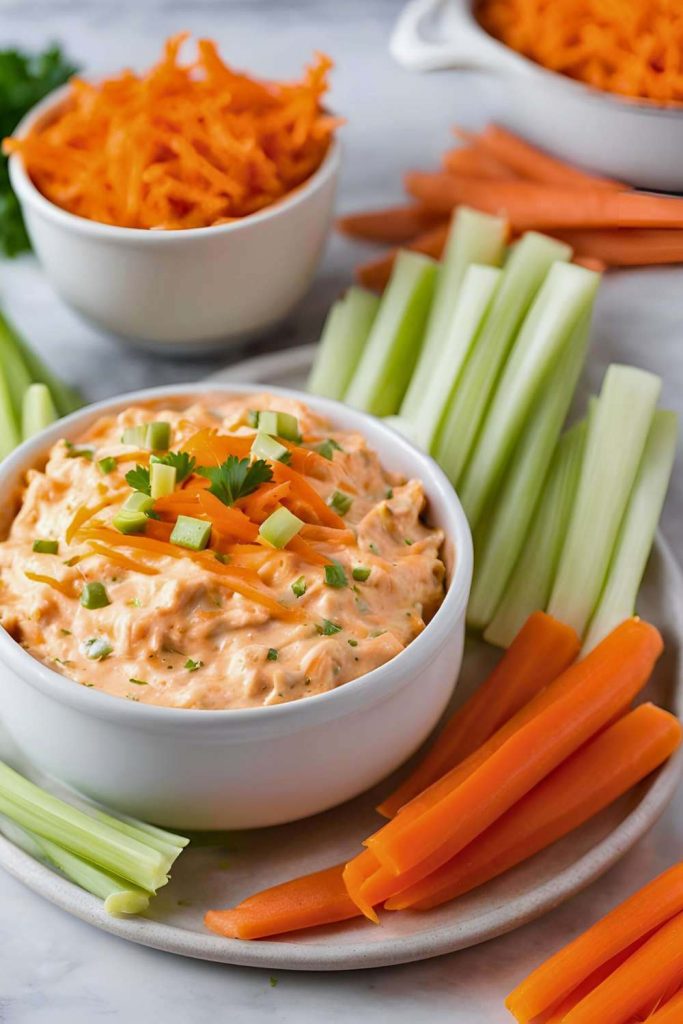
128 677 148 686
316 619 342 636
98 456 117 475
82 637 113 660
184 658 203 672
59 628 72 636
127 597 142 608
64 441 94 461
324 560 348 588
251 432 291 464
259 507 303 549
197 456 272 507
291 575 307 598
385 488 394 499
257 410 301 443
269 977 278 989
352 566 371 582
214 552 230 564
314 438 343 461
266 648 279 661
347 638 359 647
328 489 353 516
404 538 414 546
80 581 110 610
125 464 151 495
32 539 59 554
170 515 211 551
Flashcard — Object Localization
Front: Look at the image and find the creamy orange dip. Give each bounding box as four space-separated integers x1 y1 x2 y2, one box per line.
0 395 446 710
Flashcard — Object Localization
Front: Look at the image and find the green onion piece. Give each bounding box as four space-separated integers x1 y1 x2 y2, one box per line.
548 365 661 637
434 232 572 484
328 489 352 516
251 432 290 464
184 658 203 672
150 462 177 499
170 515 211 551
583 409 677 652
64 441 94 461
247 410 260 428
314 438 343 461
347 638 359 647
22 383 58 441
129 677 148 686
308 287 380 400
324 561 348 588
401 208 507 427
80 582 110 610
145 421 171 451
256 410 301 443
266 648 278 661
344 251 438 416
259 507 304 549
98 456 117 475
316 619 342 636
83 637 113 660
113 492 154 535
214 552 230 564
352 566 371 582
121 425 147 447
32 539 59 554
291 575 307 597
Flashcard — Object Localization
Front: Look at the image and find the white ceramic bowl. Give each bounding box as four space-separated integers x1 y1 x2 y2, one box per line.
0 383 472 830
392 0 683 192
8 88 340 354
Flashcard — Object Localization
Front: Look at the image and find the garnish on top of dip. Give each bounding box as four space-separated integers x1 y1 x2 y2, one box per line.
0 394 446 710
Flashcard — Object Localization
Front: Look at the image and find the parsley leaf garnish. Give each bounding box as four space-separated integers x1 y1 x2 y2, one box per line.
152 450 196 483
197 456 272 507
125 464 151 494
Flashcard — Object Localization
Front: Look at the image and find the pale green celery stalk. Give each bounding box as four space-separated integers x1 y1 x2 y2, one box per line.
400 207 507 423
458 262 600 527
484 420 587 648
583 410 678 652
344 250 438 416
0 762 173 891
88 807 189 856
0 309 81 416
307 287 379 399
547 365 662 637
411 264 501 451
0 362 21 458
468 308 592 631
0 315 32 425
22 383 58 440
433 232 572 484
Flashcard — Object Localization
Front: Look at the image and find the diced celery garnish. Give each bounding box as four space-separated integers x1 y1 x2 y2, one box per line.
259 506 304 548
21 383 58 440
257 410 300 443
113 492 154 535
468 309 592 631
170 515 211 551
548 365 662 636
433 232 572 484
308 287 380 400
328 489 353 516
83 637 113 660
145 421 171 452
583 410 677 651
344 251 438 416
401 207 507 424
121 425 147 447
32 539 59 554
484 420 587 648
251 432 290 464
98 457 117 475
150 462 177 499
80 581 110 610
459 262 600 527
410 264 501 451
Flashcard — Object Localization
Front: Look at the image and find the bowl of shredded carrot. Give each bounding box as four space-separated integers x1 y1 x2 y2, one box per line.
391 0 683 192
4 35 341 350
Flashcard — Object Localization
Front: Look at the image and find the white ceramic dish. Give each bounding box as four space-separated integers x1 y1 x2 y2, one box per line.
0 382 473 831
8 87 340 353
391 0 683 192
0 345 680 972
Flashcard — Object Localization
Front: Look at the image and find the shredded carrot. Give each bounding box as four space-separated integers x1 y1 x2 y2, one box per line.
271 461 346 528
300 524 356 545
66 497 117 544
4 36 339 230
113 450 151 464
24 571 75 598
238 481 291 523
181 429 252 465
86 540 160 576
196 490 259 542
285 534 331 567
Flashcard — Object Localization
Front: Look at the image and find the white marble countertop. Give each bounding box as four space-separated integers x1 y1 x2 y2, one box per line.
0 2 682 1021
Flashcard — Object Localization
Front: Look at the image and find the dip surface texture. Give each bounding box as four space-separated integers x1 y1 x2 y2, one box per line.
0 395 446 710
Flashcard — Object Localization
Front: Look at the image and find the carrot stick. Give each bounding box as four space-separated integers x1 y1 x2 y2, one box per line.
443 144 518 180
384 703 682 910
551 228 683 267
644 988 683 1023
377 612 580 818
364 619 663 877
404 172 683 231
336 204 444 244
474 124 623 190
204 864 359 940
356 222 450 291
506 861 683 1023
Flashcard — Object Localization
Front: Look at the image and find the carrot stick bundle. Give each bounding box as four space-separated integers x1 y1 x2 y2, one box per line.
355 222 449 291
336 204 444 244
377 611 580 818
550 228 683 267
644 988 683 1023
442 145 518 180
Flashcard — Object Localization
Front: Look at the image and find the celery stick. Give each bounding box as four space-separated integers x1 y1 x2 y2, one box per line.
412 264 501 451
0 361 21 458
484 420 587 648
88 808 188 857
547 365 662 637
307 287 379 400
459 262 600 526
344 251 438 416
433 232 572 484
22 383 58 440
400 207 507 422
0 309 81 416
468 309 592 631
0 316 32 425
583 410 677 651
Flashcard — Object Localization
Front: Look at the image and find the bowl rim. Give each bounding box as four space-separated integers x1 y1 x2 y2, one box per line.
8 84 342 244
0 382 473 732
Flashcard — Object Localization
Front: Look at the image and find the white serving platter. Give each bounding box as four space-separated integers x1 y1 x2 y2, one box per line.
0 343 681 971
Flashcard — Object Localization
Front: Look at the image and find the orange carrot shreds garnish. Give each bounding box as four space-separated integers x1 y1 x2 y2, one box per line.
477 0 683 106
300 524 356 545
377 612 580 818
86 540 160 576
65 496 118 545
270 461 346 529
113 450 152 465
285 534 331 567
356 221 449 291
196 490 258 542
143 519 174 543
24 571 76 598
204 864 360 941
385 703 682 912
404 172 683 231
363 618 663 878
506 861 683 1023
336 204 445 244
3 36 339 231
238 481 291 523
151 494 201 518
549 228 683 268
181 429 252 466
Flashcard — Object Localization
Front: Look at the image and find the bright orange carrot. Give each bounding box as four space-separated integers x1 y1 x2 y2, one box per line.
271 461 345 529
572 255 607 272
377 612 580 818
365 619 663 877
644 988 683 1023
24 571 76 598
336 204 444 244
356 222 450 291
196 490 259 542
506 861 683 1023
443 144 518 180
86 540 160 576
385 704 682 910
286 534 331 566
551 228 683 267
238 481 291 523
66 496 118 544
204 864 359 940
300 524 356 545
